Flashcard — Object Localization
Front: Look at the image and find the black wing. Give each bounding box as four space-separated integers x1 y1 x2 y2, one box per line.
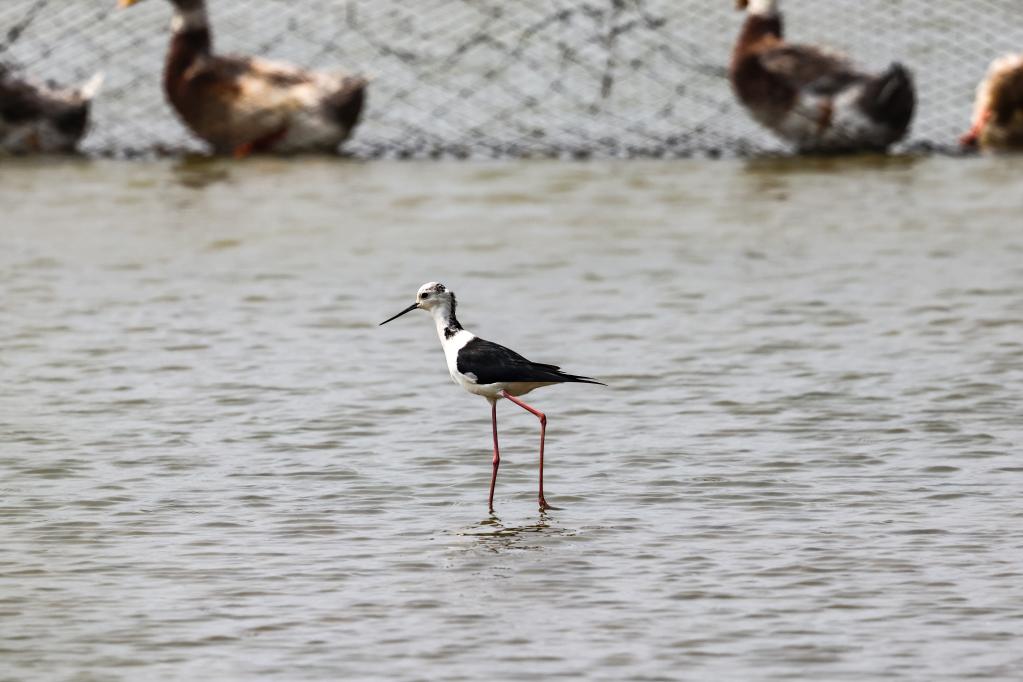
456 337 604 386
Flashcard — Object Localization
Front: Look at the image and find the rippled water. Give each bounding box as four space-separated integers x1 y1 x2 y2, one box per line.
3 156 1023 680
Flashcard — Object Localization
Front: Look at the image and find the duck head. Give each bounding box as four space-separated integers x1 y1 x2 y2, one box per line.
118 0 208 32
118 0 204 7
735 0 780 15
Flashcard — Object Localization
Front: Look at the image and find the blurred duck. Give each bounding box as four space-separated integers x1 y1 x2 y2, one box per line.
118 0 367 156
0 66 103 154
961 54 1023 152
730 0 915 153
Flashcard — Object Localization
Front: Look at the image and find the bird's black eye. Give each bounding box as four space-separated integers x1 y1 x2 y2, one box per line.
421 293 430 300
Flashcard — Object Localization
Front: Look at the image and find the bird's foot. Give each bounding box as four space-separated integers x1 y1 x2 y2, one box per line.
538 496 560 512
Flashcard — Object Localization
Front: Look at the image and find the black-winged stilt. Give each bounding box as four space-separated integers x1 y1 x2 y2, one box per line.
380 282 604 512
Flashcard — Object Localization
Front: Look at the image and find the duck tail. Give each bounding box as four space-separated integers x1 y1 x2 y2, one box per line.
77 72 105 101
859 62 915 133
325 75 367 131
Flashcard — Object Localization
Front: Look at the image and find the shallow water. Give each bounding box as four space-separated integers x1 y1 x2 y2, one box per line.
2 156 1023 680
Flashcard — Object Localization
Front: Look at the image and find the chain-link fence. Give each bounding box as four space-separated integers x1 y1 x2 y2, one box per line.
2 0 1021 158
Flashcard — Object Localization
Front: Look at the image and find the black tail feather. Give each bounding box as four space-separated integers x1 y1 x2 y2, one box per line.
860 62 915 134
560 374 607 386
325 76 367 131
522 360 605 386
538 367 607 386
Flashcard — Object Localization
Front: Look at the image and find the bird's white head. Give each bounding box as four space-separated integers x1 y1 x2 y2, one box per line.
736 0 779 16
416 281 456 314
379 282 457 326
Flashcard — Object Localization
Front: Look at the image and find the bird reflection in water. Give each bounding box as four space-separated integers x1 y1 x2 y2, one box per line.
172 155 232 189
455 513 574 552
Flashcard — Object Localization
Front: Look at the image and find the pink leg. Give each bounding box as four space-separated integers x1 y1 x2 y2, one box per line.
488 400 500 513
500 390 551 511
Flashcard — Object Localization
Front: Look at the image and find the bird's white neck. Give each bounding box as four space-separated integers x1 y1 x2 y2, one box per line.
746 0 779 17
171 6 209 33
428 302 464 343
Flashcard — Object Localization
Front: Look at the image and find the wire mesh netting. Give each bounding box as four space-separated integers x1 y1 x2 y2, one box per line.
2 0 1022 158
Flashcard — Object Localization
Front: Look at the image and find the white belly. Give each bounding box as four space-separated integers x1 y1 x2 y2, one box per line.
450 371 554 401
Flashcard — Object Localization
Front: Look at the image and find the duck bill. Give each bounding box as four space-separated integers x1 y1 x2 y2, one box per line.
379 303 419 326
118 0 141 7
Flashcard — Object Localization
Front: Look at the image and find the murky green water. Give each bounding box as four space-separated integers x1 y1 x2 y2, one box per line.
2 156 1023 680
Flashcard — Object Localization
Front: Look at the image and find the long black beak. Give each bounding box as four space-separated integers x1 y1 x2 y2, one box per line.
379 303 419 325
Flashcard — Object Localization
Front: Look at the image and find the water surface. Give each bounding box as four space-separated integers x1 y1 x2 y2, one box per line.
2 156 1023 680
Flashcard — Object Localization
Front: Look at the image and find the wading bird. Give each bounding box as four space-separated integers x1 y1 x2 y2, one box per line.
730 0 915 153
380 282 604 512
118 0 366 157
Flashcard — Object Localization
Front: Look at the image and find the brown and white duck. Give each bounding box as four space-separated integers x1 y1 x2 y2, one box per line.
961 54 1023 152
0 66 103 154
730 0 915 153
119 0 367 156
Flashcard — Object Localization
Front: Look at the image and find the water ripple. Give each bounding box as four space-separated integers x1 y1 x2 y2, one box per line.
2 157 1023 680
